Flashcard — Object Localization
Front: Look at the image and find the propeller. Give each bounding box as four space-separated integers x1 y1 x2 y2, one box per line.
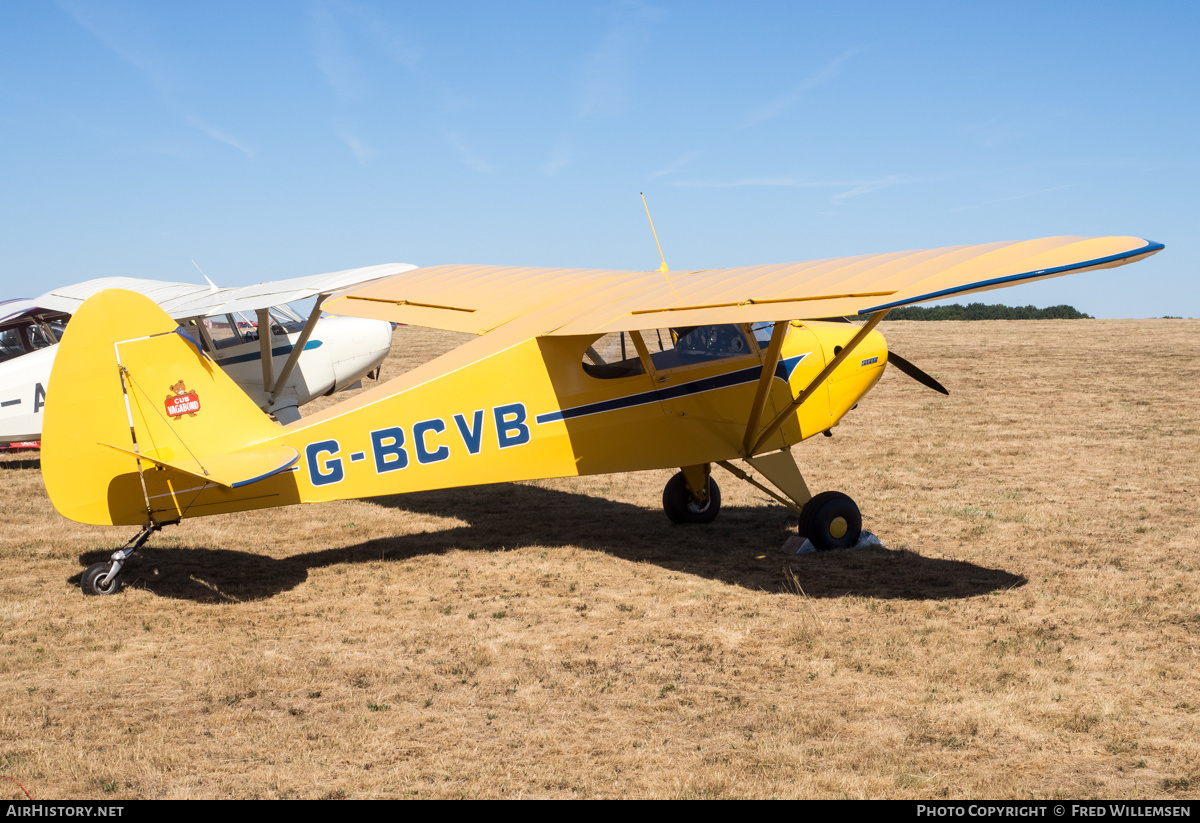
809 316 949 396
887 350 949 395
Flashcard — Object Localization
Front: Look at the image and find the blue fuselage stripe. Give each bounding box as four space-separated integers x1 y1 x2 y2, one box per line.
217 339 323 366
535 354 808 425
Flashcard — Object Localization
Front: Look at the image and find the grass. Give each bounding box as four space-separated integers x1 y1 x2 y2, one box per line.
0 319 1198 798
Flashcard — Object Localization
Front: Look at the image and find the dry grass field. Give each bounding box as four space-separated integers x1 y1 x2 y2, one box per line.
1 319 1197 799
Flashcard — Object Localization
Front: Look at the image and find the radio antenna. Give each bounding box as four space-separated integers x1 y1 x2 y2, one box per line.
641 193 669 273
641 193 680 299
192 260 218 292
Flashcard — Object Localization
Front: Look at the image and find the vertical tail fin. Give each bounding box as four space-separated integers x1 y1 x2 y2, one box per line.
43 290 290 525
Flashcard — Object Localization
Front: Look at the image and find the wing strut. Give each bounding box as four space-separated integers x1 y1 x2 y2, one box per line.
192 318 217 353
742 320 789 455
268 294 327 404
256 308 275 393
748 310 890 455
716 460 803 514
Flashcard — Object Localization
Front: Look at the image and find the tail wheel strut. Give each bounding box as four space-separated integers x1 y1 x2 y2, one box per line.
80 522 161 596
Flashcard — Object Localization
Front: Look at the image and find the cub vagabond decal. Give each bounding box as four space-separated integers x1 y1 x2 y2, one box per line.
165 380 200 418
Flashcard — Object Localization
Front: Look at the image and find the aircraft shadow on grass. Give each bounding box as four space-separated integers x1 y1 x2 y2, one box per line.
73 481 1025 603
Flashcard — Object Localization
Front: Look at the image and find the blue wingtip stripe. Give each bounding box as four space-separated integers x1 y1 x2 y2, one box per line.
858 240 1165 315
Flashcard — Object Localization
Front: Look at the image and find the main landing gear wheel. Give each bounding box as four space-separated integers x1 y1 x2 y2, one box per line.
81 563 123 596
663 472 721 524
799 491 862 551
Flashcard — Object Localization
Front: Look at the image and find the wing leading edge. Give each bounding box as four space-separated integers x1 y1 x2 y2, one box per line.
323 236 1161 336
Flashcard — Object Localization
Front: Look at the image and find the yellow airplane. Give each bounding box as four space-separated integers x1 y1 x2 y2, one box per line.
40 235 1162 595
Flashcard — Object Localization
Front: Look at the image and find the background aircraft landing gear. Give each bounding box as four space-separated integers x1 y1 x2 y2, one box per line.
663 471 721 524
80 522 161 596
799 491 861 551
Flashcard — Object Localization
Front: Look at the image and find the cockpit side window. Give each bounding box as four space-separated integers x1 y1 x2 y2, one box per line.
750 322 777 348
646 324 751 371
582 332 646 379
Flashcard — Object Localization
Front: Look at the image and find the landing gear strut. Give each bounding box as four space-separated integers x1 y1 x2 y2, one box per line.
714 451 865 551
80 522 160 596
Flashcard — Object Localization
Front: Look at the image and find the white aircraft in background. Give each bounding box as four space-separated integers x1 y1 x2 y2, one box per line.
0 264 417 443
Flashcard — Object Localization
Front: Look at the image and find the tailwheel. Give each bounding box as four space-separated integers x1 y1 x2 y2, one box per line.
799 491 861 551
663 471 721 524
79 522 161 597
81 563 123 596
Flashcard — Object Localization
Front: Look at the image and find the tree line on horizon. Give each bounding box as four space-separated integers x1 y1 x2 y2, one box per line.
884 303 1092 321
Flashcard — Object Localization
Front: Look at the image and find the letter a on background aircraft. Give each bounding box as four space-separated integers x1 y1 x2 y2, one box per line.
38 235 1162 595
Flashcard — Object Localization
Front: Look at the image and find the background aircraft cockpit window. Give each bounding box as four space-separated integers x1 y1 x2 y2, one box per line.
0 317 64 362
0 327 27 362
582 331 646 379
205 315 248 350
268 306 305 335
190 306 307 352
26 323 55 350
230 312 259 341
647 324 751 370
0 311 72 362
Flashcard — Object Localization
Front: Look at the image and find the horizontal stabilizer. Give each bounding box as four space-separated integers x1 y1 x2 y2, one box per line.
98 442 299 489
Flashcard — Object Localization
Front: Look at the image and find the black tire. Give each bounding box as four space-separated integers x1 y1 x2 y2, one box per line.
662 472 721 524
81 563 123 596
797 490 838 538
799 491 861 551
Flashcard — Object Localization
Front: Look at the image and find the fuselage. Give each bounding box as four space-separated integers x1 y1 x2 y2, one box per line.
274 320 889 504
42 288 893 527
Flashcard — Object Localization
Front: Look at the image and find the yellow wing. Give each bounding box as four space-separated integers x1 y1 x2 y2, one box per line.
323 236 1161 335
322 264 651 334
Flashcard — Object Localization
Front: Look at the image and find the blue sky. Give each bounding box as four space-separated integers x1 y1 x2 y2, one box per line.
1 1 1196 317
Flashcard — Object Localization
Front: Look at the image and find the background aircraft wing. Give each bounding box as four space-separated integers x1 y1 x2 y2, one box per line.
33 263 417 320
322 237 1159 336
0 299 45 324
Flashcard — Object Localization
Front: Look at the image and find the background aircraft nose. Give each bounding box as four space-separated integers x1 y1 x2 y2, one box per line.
322 316 394 389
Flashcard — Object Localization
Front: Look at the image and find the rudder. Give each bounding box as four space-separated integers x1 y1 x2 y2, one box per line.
43 290 285 525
